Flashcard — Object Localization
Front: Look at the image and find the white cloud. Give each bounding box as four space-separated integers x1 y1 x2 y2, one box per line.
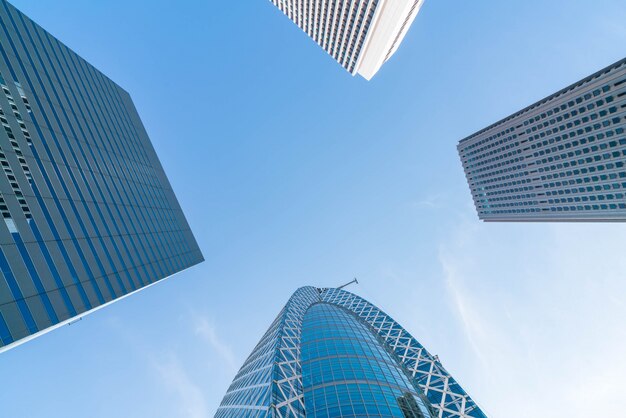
438 217 626 418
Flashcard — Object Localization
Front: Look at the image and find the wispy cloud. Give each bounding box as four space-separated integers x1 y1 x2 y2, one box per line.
193 315 237 373
110 310 236 417
413 193 445 209
152 352 209 418
437 218 626 418
438 248 490 367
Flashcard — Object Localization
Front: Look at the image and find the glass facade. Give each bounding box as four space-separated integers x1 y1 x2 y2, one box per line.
458 57 626 221
302 303 433 417
216 287 485 418
0 0 203 352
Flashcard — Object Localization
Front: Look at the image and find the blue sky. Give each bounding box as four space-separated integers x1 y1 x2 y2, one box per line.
1 0 626 417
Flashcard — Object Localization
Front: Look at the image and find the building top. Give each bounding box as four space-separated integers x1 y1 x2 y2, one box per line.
459 57 626 146
270 0 424 80
216 286 486 418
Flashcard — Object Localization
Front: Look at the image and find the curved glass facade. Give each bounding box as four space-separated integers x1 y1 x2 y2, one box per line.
301 303 432 417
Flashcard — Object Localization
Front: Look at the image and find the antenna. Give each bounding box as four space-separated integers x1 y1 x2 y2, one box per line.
337 278 358 290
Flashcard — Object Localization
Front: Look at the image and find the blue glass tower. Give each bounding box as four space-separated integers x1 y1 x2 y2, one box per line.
0 0 203 352
215 287 486 418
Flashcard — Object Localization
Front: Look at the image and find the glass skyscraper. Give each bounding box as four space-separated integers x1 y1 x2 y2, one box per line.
0 0 203 352
268 1 425 80
458 57 626 221
216 286 485 418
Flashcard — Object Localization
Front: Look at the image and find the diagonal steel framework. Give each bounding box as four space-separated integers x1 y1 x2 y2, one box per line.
215 286 486 418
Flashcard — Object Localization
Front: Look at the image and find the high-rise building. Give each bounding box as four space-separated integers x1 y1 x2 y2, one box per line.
0 0 203 352
458 58 626 222
215 286 485 418
269 0 424 80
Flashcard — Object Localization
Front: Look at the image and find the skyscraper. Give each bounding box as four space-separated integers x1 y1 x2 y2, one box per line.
268 0 424 80
216 286 485 418
458 57 626 222
0 0 203 352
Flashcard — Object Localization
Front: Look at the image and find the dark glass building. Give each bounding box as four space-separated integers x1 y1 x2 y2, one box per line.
215 286 486 418
0 0 203 352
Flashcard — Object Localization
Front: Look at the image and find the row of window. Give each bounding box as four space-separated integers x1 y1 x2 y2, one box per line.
532 127 625 154
475 87 625 178
468 127 625 188
479 168 626 202
484 202 626 216
479 174 626 205
467 112 623 178
524 85 615 130
549 194 625 203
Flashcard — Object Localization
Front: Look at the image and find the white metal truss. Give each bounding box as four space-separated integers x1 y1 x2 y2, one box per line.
269 286 319 417
215 286 486 418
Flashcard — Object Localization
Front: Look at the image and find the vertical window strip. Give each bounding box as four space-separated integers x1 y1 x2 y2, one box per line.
0 311 13 344
0 247 37 334
14 17 142 293
0 10 109 304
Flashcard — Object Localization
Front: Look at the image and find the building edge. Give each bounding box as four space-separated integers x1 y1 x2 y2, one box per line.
356 0 425 80
458 56 626 146
0 260 203 355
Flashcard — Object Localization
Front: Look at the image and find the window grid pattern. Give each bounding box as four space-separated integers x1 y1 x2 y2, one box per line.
269 0 380 74
215 287 485 418
458 57 626 221
0 0 203 349
302 303 433 417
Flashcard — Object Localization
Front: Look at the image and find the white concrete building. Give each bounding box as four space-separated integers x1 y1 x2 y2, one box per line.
269 0 424 80
458 58 626 222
